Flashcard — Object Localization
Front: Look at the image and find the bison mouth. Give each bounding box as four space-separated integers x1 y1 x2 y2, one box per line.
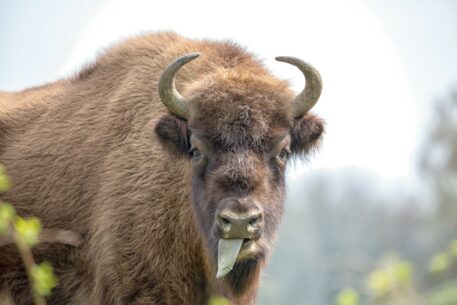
216 238 263 279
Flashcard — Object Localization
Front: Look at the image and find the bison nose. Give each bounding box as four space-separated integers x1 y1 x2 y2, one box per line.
217 209 263 239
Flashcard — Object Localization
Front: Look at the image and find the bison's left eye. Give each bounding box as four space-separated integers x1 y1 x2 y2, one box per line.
277 148 290 163
190 147 203 160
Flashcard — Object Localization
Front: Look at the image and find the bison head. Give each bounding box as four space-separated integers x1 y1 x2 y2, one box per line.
155 53 323 291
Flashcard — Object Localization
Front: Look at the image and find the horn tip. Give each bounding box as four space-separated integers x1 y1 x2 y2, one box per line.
189 52 201 59
176 53 201 65
275 56 297 63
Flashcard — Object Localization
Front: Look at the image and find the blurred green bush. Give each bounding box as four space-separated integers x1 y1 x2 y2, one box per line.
0 165 57 305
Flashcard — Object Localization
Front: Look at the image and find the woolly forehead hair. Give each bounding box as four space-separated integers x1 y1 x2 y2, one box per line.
186 68 293 150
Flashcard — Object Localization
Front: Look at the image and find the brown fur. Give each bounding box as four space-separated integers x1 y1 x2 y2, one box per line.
0 32 324 305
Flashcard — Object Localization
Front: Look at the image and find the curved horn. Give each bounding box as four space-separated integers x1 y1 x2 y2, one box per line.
275 56 322 118
158 53 200 119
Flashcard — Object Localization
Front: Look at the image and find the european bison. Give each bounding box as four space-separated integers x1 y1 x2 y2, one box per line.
0 32 324 305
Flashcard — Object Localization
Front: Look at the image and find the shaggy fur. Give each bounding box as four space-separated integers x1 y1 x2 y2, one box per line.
0 32 324 305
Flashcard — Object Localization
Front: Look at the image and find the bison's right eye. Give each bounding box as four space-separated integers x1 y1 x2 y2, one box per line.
279 149 290 160
190 147 203 160
276 148 291 164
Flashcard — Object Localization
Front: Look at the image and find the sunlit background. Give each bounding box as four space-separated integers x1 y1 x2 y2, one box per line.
1 1 457 304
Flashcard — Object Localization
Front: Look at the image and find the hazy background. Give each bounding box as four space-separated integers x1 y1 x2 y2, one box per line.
1 1 457 304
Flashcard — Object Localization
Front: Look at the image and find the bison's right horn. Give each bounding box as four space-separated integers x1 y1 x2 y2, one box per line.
158 53 200 119
275 56 322 118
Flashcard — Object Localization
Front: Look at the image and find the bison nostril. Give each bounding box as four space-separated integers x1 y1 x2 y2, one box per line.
220 217 231 225
248 214 261 226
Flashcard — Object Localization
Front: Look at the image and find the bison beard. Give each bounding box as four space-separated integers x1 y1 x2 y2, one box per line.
0 32 324 305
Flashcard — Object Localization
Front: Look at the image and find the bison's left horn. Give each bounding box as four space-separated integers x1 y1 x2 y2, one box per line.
158 53 200 119
275 56 322 118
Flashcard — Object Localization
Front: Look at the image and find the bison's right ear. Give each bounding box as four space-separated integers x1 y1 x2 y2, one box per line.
154 115 190 157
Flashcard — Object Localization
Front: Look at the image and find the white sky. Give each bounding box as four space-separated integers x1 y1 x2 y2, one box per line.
2 0 457 182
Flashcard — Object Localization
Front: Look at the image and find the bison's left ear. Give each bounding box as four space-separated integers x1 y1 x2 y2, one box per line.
154 115 190 157
290 113 324 157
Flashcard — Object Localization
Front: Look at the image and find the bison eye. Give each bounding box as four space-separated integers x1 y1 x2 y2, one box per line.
277 148 290 163
190 147 203 160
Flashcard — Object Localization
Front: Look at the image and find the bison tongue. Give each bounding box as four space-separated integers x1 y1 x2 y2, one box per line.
216 239 244 279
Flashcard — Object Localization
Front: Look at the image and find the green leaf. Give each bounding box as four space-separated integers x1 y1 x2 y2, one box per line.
429 253 449 273
14 217 42 246
393 260 412 284
0 203 16 234
336 289 359 305
367 269 391 296
0 165 12 192
208 295 230 305
31 262 58 296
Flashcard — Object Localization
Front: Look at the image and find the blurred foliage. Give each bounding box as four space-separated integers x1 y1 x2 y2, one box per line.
0 164 12 192
426 280 457 305
450 240 457 258
0 165 58 305
15 217 42 247
367 259 412 297
429 253 449 273
336 289 359 305
208 296 230 305
0 202 15 233
31 262 58 297
336 238 457 305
